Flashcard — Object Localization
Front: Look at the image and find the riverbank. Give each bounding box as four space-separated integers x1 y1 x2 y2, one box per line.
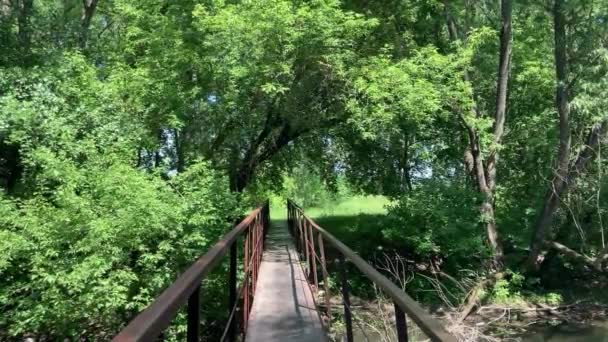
464 301 608 340
322 294 608 341
290 196 608 341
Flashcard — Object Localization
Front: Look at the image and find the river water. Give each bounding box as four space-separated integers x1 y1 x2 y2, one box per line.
521 321 608 341
346 321 608 341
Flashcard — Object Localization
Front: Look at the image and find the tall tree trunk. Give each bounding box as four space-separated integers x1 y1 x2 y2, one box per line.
402 136 412 192
483 0 513 268
527 118 608 270
0 0 10 17
526 0 571 271
174 128 185 173
17 0 33 59
487 0 513 191
80 0 99 49
444 0 512 268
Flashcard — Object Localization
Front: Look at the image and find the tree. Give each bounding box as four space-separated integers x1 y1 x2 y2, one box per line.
442 0 513 268
80 0 100 48
184 0 376 192
526 0 608 271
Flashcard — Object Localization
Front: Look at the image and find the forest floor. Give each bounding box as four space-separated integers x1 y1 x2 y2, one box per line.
275 196 608 341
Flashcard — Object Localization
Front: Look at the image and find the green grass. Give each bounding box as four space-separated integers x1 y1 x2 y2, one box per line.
304 195 390 219
270 195 392 257
274 195 394 300
269 195 390 220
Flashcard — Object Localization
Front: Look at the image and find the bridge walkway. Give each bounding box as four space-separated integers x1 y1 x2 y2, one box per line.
245 219 326 342
113 201 457 342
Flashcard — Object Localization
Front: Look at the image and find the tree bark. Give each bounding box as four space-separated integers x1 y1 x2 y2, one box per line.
444 0 512 269
487 0 512 191
526 0 608 271
203 118 238 160
17 0 33 59
229 122 300 192
227 112 343 192
526 0 572 271
80 0 99 49
482 0 513 268
174 128 185 173
0 0 10 17
545 240 608 272
528 118 608 270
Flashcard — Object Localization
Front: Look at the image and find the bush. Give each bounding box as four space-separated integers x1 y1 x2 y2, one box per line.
0 56 240 339
0 160 238 338
383 180 487 269
281 165 335 208
490 271 525 304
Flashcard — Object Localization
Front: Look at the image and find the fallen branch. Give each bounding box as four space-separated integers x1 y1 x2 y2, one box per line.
476 300 586 314
458 272 504 322
545 240 607 271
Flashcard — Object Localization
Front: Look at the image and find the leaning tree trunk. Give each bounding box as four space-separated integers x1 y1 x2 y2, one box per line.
229 122 303 193
526 0 571 271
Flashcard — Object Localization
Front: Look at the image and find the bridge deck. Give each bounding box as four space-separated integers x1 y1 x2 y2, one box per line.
245 220 327 342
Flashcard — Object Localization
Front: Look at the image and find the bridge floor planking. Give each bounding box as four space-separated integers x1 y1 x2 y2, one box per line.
245 220 327 342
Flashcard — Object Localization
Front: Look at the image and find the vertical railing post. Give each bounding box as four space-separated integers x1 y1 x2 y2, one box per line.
228 242 237 342
289 202 293 235
297 217 305 258
263 201 269 238
256 215 262 284
394 301 409 342
187 285 200 342
318 233 331 328
339 257 353 342
303 220 310 277
288 202 292 236
297 214 304 255
309 224 318 290
252 217 258 295
243 228 250 332
287 201 291 235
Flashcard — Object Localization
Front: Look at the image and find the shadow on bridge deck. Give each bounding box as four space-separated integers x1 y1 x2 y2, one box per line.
245 220 327 342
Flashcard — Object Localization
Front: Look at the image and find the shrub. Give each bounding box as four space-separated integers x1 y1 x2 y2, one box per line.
0 57 239 339
0 160 238 338
383 180 487 270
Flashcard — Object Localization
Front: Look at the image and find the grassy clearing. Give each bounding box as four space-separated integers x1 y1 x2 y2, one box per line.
270 195 392 257
304 195 391 218
269 195 390 221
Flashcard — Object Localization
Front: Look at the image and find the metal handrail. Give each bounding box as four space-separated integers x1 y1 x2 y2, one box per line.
287 199 457 342
113 201 269 342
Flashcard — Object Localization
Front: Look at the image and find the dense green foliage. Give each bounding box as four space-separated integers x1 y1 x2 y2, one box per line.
0 55 239 337
1 0 607 339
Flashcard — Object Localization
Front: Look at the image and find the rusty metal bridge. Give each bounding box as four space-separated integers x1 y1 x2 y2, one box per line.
113 201 457 342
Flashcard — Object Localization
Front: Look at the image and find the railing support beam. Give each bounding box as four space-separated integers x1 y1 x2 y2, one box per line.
286 199 457 342
318 233 331 328
113 204 269 342
395 301 409 342
228 243 237 342
309 225 318 290
339 257 353 342
187 285 200 342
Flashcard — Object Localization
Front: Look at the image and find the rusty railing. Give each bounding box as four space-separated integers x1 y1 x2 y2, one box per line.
287 200 457 342
113 201 269 342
